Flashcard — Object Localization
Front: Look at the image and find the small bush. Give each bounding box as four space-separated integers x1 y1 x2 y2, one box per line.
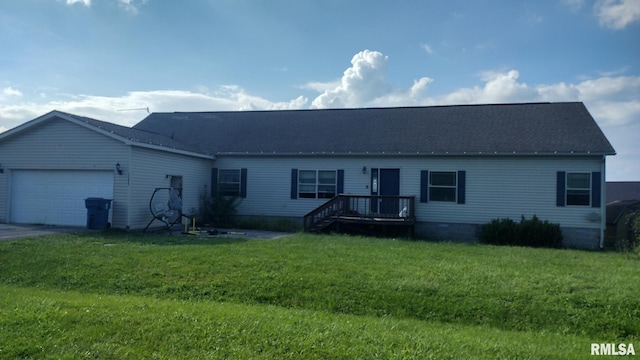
198 191 241 228
479 218 519 246
619 210 640 260
481 215 563 248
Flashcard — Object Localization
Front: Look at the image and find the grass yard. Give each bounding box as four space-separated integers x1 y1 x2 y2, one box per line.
0 232 638 359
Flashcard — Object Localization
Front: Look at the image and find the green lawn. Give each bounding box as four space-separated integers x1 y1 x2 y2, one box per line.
0 232 637 359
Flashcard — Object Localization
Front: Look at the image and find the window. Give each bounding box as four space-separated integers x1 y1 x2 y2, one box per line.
298 170 337 199
219 169 241 196
429 171 457 202
212 168 247 198
566 172 590 206
420 170 466 204
556 171 600 208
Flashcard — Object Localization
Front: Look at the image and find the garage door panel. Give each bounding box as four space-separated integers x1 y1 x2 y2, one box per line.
11 170 114 226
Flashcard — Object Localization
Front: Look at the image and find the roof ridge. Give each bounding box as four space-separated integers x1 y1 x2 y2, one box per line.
148 101 579 116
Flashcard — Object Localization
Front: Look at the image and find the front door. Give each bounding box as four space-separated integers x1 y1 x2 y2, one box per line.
371 168 400 214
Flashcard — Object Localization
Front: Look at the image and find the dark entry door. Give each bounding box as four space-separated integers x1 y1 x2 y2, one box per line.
371 168 400 214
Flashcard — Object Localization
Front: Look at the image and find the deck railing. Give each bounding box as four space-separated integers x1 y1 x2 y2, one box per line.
303 194 415 232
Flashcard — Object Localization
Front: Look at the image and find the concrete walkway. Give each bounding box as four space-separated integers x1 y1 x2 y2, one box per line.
0 224 87 241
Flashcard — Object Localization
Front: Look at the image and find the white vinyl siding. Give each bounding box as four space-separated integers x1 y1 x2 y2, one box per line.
213 155 605 230
128 147 212 229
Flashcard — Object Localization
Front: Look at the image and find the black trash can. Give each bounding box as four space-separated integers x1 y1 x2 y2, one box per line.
85 198 112 230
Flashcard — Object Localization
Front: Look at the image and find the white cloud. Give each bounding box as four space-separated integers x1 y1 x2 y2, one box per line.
65 0 91 6
421 43 434 55
595 0 640 29
434 70 538 105
410 77 433 97
300 80 341 93
311 50 390 108
574 76 640 102
0 87 23 101
368 77 434 108
60 0 149 13
430 70 640 126
0 86 307 130
118 0 149 14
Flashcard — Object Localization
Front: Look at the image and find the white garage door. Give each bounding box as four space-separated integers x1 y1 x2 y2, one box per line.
11 170 114 226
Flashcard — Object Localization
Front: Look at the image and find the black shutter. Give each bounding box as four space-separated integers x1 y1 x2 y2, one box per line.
591 172 601 208
211 168 218 198
290 169 298 199
337 169 344 194
240 168 247 198
556 171 566 207
420 170 429 203
457 170 466 204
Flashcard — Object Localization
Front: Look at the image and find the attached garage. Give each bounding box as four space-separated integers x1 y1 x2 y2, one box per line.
0 111 214 229
10 170 114 226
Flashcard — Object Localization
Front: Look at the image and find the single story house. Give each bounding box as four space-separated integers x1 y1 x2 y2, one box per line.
0 102 615 248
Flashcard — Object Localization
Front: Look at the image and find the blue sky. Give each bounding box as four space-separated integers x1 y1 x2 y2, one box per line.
1 0 639 180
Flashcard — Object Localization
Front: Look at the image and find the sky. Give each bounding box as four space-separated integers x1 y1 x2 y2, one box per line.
1 0 639 181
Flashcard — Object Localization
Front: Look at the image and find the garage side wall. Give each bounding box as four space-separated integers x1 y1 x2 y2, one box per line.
0 117 129 227
128 147 212 229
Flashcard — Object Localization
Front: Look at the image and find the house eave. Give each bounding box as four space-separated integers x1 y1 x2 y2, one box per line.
127 141 214 159
213 151 616 157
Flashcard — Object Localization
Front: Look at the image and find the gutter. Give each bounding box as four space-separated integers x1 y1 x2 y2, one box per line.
213 151 616 157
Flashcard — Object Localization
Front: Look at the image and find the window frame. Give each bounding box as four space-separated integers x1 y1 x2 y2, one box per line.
298 169 337 199
428 171 458 203
565 172 591 206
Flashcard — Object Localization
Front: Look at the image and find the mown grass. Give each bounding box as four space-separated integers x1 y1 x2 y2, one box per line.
0 231 638 359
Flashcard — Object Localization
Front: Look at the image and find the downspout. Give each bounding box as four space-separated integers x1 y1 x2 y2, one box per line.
600 155 606 249
125 146 133 230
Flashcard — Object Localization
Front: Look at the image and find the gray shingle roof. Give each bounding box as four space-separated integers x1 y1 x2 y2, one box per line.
607 181 640 203
63 112 206 154
132 102 615 156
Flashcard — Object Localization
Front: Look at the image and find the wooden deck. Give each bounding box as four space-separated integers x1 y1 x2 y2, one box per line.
303 195 416 236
